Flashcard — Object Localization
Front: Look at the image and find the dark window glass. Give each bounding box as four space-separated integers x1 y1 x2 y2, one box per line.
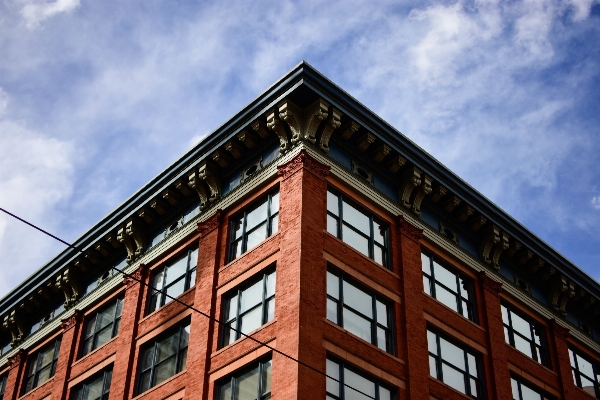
148 248 198 313
326 358 394 400
0 375 7 400
222 270 276 347
0 337 10 357
427 329 482 399
81 297 124 356
502 304 548 366
327 271 393 353
217 358 272 400
511 376 552 400
137 322 189 394
23 338 61 394
229 191 279 261
327 190 389 268
422 252 475 321
570 348 600 398
72 368 112 400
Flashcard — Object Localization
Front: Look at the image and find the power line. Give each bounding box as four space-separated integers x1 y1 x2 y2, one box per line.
0 207 379 399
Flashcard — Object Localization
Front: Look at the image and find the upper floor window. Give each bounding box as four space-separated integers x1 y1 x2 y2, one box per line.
229 190 279 261
137 322 189 394
0 336 10 357
421 252 475 321
81 297 124 356
427 329 482 399
217 358 272 400
23 338 61 394
511 376 552 400
0 374 7 400
326 271 392 353
501 304 548 366
570 348 600 397
72 367 112 400
222 270 276 347
148 248 198 314
327 190 389 268
326 358 394 400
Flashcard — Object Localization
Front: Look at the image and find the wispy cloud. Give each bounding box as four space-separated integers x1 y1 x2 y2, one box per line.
20 0 80 28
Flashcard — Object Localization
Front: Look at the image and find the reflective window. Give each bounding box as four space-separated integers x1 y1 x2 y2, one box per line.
217 358 272 400
511 376 552 400
0 375 7 400
570 348 600 398
148 248 198 313
72 368 112 400
23 338 61 394
81 297 123 356
422 253 475 321
326 358 394 400
327 271 392 353
502 304 548 366
137 322 189 394
427 329 482 399
222 270 276 347
327 190 389 268
230 190 279 261
0 337 10 357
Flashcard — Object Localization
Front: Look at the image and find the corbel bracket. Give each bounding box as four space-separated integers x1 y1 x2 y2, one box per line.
318 106 342 152
126 218 146 259
56 267 82 309
2 309 27 346
188 167 210 210
198 160 221 203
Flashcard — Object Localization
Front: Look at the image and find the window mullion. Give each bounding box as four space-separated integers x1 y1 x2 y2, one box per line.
242 211 248 253
235 289 242 340
369 215 374 259
338 196 343 239
372 296 377 346
455 274 463 315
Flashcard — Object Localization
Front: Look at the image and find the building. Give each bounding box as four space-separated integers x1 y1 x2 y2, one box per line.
1 62 600 400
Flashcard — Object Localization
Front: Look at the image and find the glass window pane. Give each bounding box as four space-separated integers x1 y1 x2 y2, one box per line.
576 354 595 378
154 357 177 386
226 295 238 321
467 353 478 378
266 272 276 297
165 278 186 301
270 192 279 214
152 270 165 291
470 378 479 398
261 360 272 395
36 365 52 385
240 306 263 335
223 324 237 346
246 223 268 250
219 380 232 400
423 276 431 295
327 272 339 299
241 281 263 312
421 253 431 274
232 218 244 240
178 348 188 372
115 298 124 318
327 215 338 236
84 316 97 338
141 347 155 370
97 305 116 330
434 263 457 290
156 334 179 363
138 371 151 393
427 330 437 354
266 298 275 322
327 299 338 323
95 325 113 348
513 334 534 358
343 309 372 342
379 386 391 400
376 301 388 327
434 284 459 313
165 257 188 285
270 214 278 235
342 201 370 235
327 191 339 216
86 374 104 399
344 368 376 399
236 367 259 400
429 355 438 377
326 359 340 396
501 305 509 324
39 347 55 368
520 381 542 400
246 200 268 231
461 300 471 320
376 327 388 351
190 248 199 269
511 378 520 400
373 245 384 265
373 222 385 245
343 281 372 317
441 364 466 394
440 338 465 370
511 313 533 338
181 325 190 349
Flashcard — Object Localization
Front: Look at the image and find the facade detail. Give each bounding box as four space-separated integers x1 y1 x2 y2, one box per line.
0 62 599 400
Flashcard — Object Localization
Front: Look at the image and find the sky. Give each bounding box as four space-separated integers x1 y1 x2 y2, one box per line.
0 0 599 299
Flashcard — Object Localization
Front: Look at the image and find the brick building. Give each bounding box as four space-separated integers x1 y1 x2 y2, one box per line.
1 62 600 400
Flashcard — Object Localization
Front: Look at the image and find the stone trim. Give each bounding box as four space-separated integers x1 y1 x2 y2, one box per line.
60 310 82 332
480 271 502 297
197 210 222 238
277 150 330 181
397 215 423 243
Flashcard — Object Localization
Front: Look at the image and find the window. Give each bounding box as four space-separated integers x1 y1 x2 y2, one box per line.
501 304 548 366
326 358 394 400
229 190 279 261
326 271 392 353
511 376 552 400
217 358 272 400
327 190 389 267
23 338 61 393
0 336 10 357
0 375 7 400
222 270 276 347
427 329 482 399
421 252 475 321
148 248 199 313
72 368 112 400
81 297 124 356
569 348 600 397
137 322 189 394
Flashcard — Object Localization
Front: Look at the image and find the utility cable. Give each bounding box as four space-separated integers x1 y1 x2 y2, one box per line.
0 207 381 399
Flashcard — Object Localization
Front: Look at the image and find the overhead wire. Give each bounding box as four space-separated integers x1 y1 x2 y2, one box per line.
0 207 381 399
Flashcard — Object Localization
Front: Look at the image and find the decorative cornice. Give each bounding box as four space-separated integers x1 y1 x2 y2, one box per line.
197 210 222 238
277 150 330 181
61 310 82 332
550 319 570 341
479 271 502 297
8 349 26 370
397 215 423 243
123 263 148 289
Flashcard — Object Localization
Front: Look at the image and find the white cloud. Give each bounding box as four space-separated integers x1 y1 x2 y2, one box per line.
568 0 596 21
20 0 80 28
592 196 600 210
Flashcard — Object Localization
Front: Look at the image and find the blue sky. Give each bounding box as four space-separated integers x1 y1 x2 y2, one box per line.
0 0 599 299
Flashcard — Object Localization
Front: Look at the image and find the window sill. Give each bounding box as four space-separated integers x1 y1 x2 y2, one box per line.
73 335 118 366
212 318 278 357
131 369 187 400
